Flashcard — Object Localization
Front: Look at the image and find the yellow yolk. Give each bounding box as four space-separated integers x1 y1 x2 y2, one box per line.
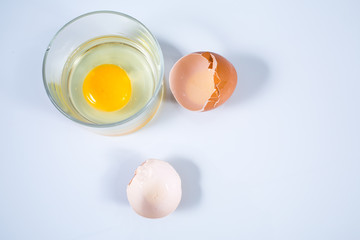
82 64 132 112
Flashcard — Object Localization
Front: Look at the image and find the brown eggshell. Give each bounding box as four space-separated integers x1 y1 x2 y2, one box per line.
169 51 237 111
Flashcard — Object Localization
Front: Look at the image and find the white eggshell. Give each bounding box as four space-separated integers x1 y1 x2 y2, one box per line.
127 159 182 218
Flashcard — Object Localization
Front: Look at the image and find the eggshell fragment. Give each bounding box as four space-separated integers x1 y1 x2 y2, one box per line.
127 159 182 219
169 52 237 111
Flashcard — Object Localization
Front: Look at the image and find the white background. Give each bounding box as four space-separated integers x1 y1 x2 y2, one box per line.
1 0 360 239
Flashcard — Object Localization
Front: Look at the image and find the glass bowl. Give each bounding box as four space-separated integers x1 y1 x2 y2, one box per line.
42 11 164 135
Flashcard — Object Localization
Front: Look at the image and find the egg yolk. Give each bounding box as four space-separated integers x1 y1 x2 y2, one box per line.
82 64 132 112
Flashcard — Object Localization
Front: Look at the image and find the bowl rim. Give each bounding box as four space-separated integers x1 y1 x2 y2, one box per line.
42 10 164 128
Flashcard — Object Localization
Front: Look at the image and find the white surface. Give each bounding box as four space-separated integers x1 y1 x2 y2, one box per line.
1 0 360 239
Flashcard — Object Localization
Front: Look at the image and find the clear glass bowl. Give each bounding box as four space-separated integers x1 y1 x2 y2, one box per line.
42 11 164 135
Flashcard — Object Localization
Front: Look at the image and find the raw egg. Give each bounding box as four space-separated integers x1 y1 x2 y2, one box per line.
127 159 182 219
169 52 237 111
82 64 132 112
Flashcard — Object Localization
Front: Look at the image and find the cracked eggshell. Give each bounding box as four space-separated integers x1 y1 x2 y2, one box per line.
127 159 182 219
169 51 237 111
